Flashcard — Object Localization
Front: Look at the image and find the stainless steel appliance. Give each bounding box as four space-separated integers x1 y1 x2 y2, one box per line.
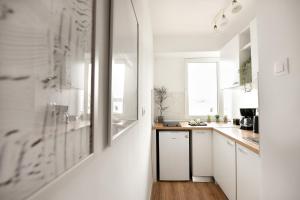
233 118 240 126
240 108 256 130
163 120 181 127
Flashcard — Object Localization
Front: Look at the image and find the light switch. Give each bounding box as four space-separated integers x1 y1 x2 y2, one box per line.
274 58 289 76
274 62 284 73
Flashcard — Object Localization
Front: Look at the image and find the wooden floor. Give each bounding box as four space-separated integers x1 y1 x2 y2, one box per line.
151 182 228 200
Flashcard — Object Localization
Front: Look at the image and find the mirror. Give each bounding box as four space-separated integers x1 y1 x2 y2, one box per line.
108 0 139 143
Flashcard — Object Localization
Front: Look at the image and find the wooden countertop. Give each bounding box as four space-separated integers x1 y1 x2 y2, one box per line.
153 122 260 154
214 127 259 154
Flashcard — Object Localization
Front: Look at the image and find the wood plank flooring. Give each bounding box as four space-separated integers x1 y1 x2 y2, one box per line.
151 182 228 200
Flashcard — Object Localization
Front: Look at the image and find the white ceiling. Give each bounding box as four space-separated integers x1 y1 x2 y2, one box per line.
150 0 257 50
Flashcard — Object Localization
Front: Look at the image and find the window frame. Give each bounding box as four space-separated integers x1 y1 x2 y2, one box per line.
185 58 221 119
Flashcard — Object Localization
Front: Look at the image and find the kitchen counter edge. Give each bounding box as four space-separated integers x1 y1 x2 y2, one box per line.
153 123 260 155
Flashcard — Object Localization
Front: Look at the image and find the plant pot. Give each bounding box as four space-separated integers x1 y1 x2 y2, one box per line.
207 116 211 123
215 116 220 123
157 116 164 123
223 116 228 123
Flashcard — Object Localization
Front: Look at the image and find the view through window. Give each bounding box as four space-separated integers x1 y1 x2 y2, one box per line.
187 62 218 116
112 63 126 114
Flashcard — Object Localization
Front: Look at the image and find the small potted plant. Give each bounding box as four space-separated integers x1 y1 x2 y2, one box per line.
223 115 228 123
207 115 211 123
215 114 220 123
154 86 168 123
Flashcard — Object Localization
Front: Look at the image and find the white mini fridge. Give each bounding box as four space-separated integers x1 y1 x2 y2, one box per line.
159 131 190 181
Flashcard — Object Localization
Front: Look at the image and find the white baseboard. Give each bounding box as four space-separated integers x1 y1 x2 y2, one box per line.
192 176 213 182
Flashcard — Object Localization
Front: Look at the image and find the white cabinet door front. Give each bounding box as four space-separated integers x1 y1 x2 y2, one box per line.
219 36 240 89
159 131 190 181
192 130 212 177
213 132 236 200
237 144 261 200
213 132 222 184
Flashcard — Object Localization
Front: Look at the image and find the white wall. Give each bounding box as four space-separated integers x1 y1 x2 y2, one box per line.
154 35 222 52
29 0 154 200
153 52 220 120
257 0 300 199
223 88 258 119
153 51 258 121
154 56 185 120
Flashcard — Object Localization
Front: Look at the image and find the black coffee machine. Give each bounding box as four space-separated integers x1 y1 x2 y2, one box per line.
240 108 256 130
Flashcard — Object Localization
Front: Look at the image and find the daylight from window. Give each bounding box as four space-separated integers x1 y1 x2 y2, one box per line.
112 63 126 114
187 62 218 116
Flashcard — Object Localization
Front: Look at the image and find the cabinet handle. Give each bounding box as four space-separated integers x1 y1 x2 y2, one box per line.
226 140 234 146
238 147 248 154
195 131 207 134
233 81 239 85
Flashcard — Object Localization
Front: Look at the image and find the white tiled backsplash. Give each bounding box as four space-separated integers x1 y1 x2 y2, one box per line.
153 89 258 122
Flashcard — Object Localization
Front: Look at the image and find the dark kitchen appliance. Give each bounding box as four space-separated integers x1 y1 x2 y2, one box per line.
233 118 240 126
253 116 259 133
240 108 256 130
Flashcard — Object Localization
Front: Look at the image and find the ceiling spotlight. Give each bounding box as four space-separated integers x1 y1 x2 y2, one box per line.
232 0 242 13
219 13 229 27
213 24 218 31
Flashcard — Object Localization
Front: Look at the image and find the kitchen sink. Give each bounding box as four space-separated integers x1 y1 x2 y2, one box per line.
163 120 181 127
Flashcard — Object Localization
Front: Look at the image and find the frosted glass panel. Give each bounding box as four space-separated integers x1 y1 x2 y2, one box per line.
0 1 94 200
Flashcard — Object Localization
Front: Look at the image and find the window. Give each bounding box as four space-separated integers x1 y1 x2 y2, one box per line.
112 63 126 114
186 61 218 116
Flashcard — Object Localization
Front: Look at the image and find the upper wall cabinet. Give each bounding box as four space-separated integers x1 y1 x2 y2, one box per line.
250 19 259 82
239 18 259 87
219 36 240 89
220 18 259 89
239 27 252 85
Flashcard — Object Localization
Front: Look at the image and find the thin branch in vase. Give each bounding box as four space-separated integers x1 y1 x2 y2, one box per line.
154 86 168 122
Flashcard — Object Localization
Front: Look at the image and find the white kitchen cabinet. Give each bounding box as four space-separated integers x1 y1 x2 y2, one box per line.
213 131 236 200
220 19 259 89
250 18 259 82
159 131 190 181
237 144 261 200
219 35 240 89
192 130 212 180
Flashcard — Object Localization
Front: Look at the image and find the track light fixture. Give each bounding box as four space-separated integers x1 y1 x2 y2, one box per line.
212 0 243 31
219 12 229 27
232 0 242 14
214 24 218 31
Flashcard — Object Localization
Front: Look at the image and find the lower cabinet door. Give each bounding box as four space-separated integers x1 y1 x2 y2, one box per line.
159 131 190 181
213 132 236 200
237 144 261 200
192 130 212 177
